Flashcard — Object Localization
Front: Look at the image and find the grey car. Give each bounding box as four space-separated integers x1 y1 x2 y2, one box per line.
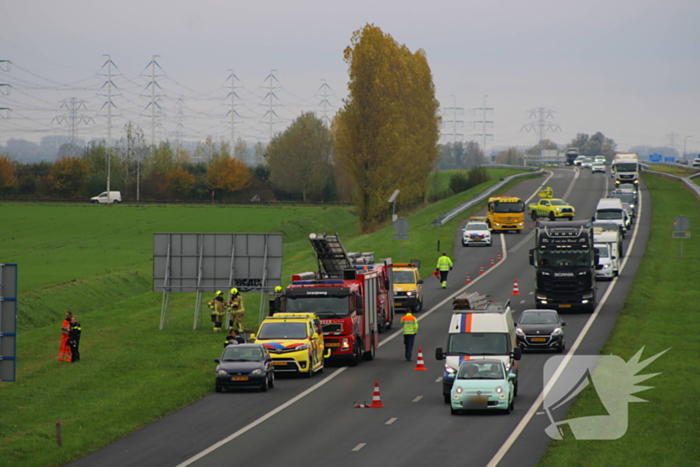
515 309 567 353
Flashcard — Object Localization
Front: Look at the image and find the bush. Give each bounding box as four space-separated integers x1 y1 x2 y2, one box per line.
467 166 489 187
449 172 470 194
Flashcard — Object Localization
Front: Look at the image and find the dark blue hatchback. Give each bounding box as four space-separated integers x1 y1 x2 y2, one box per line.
214 344 275 392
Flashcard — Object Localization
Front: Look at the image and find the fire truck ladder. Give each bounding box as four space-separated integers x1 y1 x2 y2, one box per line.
308 233 353 279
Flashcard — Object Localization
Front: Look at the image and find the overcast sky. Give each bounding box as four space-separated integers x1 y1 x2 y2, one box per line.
1 0 699 155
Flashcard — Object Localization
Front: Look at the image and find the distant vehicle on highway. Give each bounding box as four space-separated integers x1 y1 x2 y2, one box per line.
580 158 593 169
573 155 587 166
594 155 606 164
692 157 700 168
462 219 492 246
449 359 515 415
515 309 567 352
214 343 275 393
591 162 606 173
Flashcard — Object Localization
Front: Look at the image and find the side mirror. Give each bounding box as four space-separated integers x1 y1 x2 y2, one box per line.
561 321 567 326
508 373 517 380
513 347 522 361
357 307 364 316
417 279 424 285
214 358 221 363
435 347 445 360
249 334 256 342
611 256 617 260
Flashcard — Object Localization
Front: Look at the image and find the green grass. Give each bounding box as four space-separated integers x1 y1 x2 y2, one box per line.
538 174 700 466
646 164 698 177
0 168 537 467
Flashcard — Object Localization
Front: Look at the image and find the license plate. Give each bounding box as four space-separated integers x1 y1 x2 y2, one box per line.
394 302 402 306
325 343 340 347
232 376 248 381
273 361 287 366
465 395 488 408
531 337 547 342
560 304 572 308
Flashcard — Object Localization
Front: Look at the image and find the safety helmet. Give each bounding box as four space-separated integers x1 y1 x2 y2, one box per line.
216 290 223 295
274 286 282 293
230 288 238 295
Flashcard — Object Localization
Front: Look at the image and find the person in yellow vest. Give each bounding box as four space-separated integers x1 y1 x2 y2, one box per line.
436 252 454 289
401 311 419 361
207 291 226 332
227 288 246 332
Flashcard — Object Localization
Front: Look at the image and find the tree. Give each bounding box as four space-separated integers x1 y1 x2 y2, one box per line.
116 122 147 197
234 138 248 162
145 141 175 177
570 132 616 158
165 167 195 199
253 142 266 166
464 141 485 168
0 155 17 193
334 24 440 230
49 157 90 197
206 157 252 198
266 112 333 202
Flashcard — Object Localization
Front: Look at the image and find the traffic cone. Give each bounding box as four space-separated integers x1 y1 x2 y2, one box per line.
368 380 384 408
490 257 495 267
497 252 502 262
511 279 521 295
414 348 427 371
479 264 485 275
465 273 471 284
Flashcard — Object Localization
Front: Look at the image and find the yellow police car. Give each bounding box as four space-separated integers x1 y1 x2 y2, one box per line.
251 313 325 377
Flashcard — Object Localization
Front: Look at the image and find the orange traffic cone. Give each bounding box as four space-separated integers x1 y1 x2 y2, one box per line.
479 264 485 275
465 273 471 284
490 257 495 267
511 279 521 295
414 348 427 371
368 380 384 408
497 252 502 262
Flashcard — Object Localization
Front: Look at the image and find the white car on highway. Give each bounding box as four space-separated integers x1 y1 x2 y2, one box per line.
591 161 606 173
462 220 492 247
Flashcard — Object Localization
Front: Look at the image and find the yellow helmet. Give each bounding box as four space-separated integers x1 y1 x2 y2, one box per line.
274 286 282 293
216 290 223 295
230 288 238 295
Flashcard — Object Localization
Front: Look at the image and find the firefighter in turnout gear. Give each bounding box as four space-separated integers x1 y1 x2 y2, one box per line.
269 285 283 316
436 252 453 289
208 291 226 332
227 288 246 332
401 311 419 361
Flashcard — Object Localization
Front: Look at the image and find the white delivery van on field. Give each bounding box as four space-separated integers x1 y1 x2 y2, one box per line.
90 191 122 204
436 292 522 403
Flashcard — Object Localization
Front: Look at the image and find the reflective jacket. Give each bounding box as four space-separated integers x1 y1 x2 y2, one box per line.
401 313 419 335
436 255 453 271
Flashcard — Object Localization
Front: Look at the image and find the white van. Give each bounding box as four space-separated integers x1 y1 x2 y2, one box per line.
90 191 122 204
435 292 522 403
594 198 627 238
594 243 618 279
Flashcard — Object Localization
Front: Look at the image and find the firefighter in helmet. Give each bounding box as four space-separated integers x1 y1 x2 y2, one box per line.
227 288 246 332
208 291 226 332
269 285 284 316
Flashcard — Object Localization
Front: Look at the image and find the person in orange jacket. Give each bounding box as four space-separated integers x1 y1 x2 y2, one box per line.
58 311 73 362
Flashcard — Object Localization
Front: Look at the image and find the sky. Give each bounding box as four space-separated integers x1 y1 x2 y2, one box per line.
1 0 699 157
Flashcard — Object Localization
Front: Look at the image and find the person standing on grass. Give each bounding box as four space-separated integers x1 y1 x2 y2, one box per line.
68 316 82 362
227 288 246 332
58 311 73 362
207 291 226 333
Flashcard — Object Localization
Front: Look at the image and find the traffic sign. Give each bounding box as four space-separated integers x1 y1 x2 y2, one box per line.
673 216 689 231
672 231 690 239
393 234 410 240
393 218 409 234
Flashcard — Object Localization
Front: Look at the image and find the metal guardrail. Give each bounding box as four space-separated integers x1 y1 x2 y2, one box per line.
431 168 543 227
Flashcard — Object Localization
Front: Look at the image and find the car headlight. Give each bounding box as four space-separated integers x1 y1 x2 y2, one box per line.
495 386 503 394
578 270 587 275
601 264 610 269
455 387 463 394
444 364 456 374
341 338 350 350
551 327 562 336
217 369 228 376
536 293 547 300
515 327 525 337
295 344 310 351
250 369 263 375
406 290 414 297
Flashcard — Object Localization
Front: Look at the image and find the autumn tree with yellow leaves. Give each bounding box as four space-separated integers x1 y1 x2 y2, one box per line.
0 154 18 193
207 157 252 199
334 24 440 230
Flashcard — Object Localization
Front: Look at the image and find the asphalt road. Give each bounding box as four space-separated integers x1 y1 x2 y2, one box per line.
69 167 650 467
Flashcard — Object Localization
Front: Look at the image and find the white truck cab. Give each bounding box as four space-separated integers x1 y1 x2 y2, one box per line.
90 191 122 204
594 198 627 238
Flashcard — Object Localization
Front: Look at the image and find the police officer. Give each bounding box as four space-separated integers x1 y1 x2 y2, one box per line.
401 311 419 361
227 288 245 332
68 316 82 363
436 252 453 289
208 291 226 333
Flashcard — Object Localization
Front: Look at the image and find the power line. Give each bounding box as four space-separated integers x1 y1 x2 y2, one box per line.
51 97 95 156
521 107 561 144
262 70 281 141
471 95 494 160
442 95 464 144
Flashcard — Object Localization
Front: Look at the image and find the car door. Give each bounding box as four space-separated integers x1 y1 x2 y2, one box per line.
539 200 549 217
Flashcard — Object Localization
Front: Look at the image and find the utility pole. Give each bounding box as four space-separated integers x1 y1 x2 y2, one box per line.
175 96 185 152
262 70 280 142
0 60 12 119
666 132 680 159
317 79 333 126
472 95 494 163
521 107 561 145
683 136 693 162
98 55 120 193
52 98 94 157
442 95 464 144
142 55 165 201
225 69 241 156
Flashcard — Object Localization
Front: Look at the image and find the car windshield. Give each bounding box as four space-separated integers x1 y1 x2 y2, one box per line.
457 362 505 380
595 245 610 258
393 271 416 284
596 209 623 220
538 250 591 267
257 322 307 339
447 333 509 356
611 194 635 204
493 201 524 213
550 200 568 206
222 347 263 361
519 311 559 325
466 223 488 231
285 296 350 318
593 222 618 232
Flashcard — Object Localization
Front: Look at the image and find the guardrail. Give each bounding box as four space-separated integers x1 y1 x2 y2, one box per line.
431 168 543 226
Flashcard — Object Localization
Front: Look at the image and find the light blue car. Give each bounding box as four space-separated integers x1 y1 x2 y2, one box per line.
450 359 515 415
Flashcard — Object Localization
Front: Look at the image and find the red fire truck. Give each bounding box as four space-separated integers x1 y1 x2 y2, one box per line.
273 233 394 366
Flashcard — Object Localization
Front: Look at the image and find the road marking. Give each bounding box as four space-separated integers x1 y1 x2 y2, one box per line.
352 443 366 452
435 377 442 383
412 396 423 402
487 170 644 467
519 300 526 304
386 417 398 425
528 291 534 295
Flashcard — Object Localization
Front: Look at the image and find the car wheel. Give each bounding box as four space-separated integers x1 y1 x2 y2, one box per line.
215 383 223 393
348 341 361 367
444 393 451 404
269 372 275 389
531 211 538 221
260 375 269 392
450 408 460 415
509 397 515 411
503 405 511 415
549 212 555 221
90 200 98 204
556 342 564 354
363 338 376 361
305 354 315 378
514 379 519 397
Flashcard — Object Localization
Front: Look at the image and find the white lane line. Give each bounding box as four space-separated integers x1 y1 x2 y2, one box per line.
352 443 366 452
519 300 526 304
176 367 348 466
435 377 443 383
486 174 645 467
386 418 398 425
412 396 423 403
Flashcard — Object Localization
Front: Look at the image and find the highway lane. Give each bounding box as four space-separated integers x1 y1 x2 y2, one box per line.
69 167 649 467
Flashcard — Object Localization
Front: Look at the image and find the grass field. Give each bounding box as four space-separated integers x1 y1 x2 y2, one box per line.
0 168 534 467
646 164 698 177
538 174 700 466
